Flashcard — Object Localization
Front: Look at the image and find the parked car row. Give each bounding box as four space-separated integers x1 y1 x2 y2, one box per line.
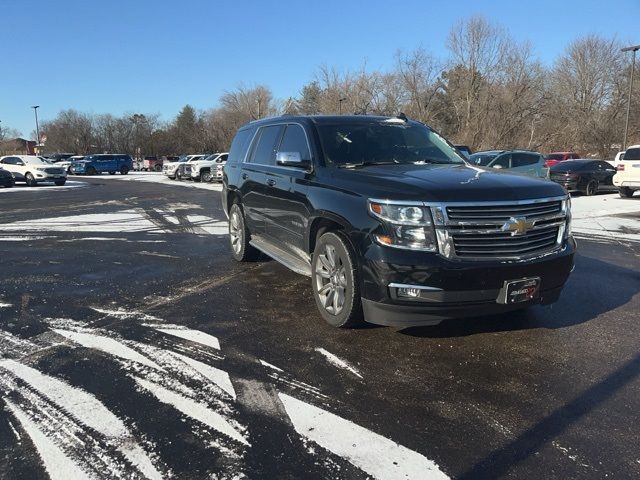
163 153 228 182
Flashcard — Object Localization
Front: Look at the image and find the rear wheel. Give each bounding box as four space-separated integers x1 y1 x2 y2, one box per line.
312 232 363 328
154 164 162 172
87 166 97 175
584 180 597 196
229 203 260 261
25 173 37 187
109 171 116 175
619 187 634 198
120 166 129 175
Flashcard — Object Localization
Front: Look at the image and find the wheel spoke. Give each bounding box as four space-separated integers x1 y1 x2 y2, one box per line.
318 254 332 272
325 245 336 269
324 288 335 310
318 283 332 296
333 286 343 313
315 267 331 279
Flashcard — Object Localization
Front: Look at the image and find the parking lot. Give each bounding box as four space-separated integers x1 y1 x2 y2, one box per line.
0 173 639 479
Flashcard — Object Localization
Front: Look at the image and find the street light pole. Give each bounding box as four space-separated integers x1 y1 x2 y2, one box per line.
31 105 40 153
622 45 640 151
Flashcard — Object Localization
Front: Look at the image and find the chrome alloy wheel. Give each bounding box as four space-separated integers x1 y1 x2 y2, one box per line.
314 244 347 315
229 210 243 254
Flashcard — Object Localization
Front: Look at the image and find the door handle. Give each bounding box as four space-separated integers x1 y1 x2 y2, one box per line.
266 179 276 186
242 173 248 179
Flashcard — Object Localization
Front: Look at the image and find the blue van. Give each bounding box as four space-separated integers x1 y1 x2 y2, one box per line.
70 154 133 175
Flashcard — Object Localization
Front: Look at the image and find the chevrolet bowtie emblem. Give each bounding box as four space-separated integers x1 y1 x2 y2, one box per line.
501 216 535 236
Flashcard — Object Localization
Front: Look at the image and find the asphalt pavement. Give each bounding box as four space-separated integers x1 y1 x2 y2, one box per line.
0 175 639 480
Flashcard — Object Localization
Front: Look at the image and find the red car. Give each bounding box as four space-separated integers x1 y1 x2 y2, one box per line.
544 152 580 168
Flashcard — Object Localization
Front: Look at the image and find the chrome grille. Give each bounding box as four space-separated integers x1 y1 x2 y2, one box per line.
446 200 561 222
439 198 567 260
45 168 64 174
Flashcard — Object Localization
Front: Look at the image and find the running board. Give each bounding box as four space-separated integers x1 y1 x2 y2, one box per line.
250 237 312 277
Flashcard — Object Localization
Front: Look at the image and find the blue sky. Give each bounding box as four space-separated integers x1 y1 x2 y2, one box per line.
1 0 638 137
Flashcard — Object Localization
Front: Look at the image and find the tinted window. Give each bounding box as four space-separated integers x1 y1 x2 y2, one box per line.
512 152 540 167
470 152 498 166
544 154 564 161
624 147 640 160
550 160 591 172
491 153 511 168
227 129 254 165
317 122 464 166
278 124 311 161
249 125 283 165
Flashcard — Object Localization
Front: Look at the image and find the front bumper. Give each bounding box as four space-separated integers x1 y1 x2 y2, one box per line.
359 237 576 327
35 172 67 181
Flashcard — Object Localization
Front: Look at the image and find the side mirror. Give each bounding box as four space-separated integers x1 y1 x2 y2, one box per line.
276 151 310 168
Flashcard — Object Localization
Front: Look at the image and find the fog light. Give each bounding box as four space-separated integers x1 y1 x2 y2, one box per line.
397 287 421 298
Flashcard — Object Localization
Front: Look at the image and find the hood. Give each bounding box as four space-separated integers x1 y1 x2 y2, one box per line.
328 163 565 202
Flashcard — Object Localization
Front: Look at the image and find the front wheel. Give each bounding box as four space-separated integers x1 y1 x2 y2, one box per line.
228 204 260 262
619 187 634 198
54 180 66 186
109 171 116 175
201 170 213 182
154 164 162 172
312 232 363 328
25 173 37 187
86 166 97 175
120 166 129 175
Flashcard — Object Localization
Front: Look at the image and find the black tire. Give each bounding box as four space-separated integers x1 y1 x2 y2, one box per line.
154 164 162 172
619 187 634 198
201 170 213 182
176 170 182 180
25 173 37 187
54 180 66 186
120 166 129 175
109 171 116 175
584 180 597 196
228 203 260 262
87 166 97 176
311 231 364 328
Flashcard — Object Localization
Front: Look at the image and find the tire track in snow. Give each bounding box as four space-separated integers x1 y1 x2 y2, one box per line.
279 393 449 480
3 399 91 480
0 360 164 480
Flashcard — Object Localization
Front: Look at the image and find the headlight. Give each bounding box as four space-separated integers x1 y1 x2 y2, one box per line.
563 196 572 238
368 200 437 251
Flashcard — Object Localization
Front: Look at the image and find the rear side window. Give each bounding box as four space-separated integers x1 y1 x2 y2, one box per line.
278 124 311 161
512 153 540 167
491 153 511 168
624 147 640 160
227 129 254 165
249 125 283 165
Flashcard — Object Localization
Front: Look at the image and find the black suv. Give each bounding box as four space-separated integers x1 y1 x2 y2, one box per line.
222 115 575 328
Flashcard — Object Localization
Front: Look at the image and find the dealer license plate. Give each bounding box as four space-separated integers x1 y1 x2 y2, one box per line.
497 277 541 304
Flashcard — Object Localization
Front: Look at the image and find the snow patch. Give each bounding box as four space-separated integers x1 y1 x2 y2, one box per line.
132 376 249 446
4 399 91 480
315 348 362 378
167 351 236 399
259 359 284 372
53 329 164 371
279 393 448 480
91 307 162 322
148 325 221 350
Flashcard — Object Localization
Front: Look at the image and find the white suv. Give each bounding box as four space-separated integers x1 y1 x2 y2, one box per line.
189 153 229 182
162 155 205 179
0 155 67 186
614 145 640 198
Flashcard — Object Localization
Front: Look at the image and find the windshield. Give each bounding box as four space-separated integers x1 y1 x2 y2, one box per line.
544 154 564 161
470 152 499 166
317 121 465 167
550 160 590 172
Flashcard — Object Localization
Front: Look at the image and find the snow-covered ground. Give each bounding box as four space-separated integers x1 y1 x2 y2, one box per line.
77 171 224 191
570 193 640 244
0 180 87 194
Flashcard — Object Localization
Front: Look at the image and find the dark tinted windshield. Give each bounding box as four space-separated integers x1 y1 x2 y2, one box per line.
470 152 499 166
317 121 464 166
